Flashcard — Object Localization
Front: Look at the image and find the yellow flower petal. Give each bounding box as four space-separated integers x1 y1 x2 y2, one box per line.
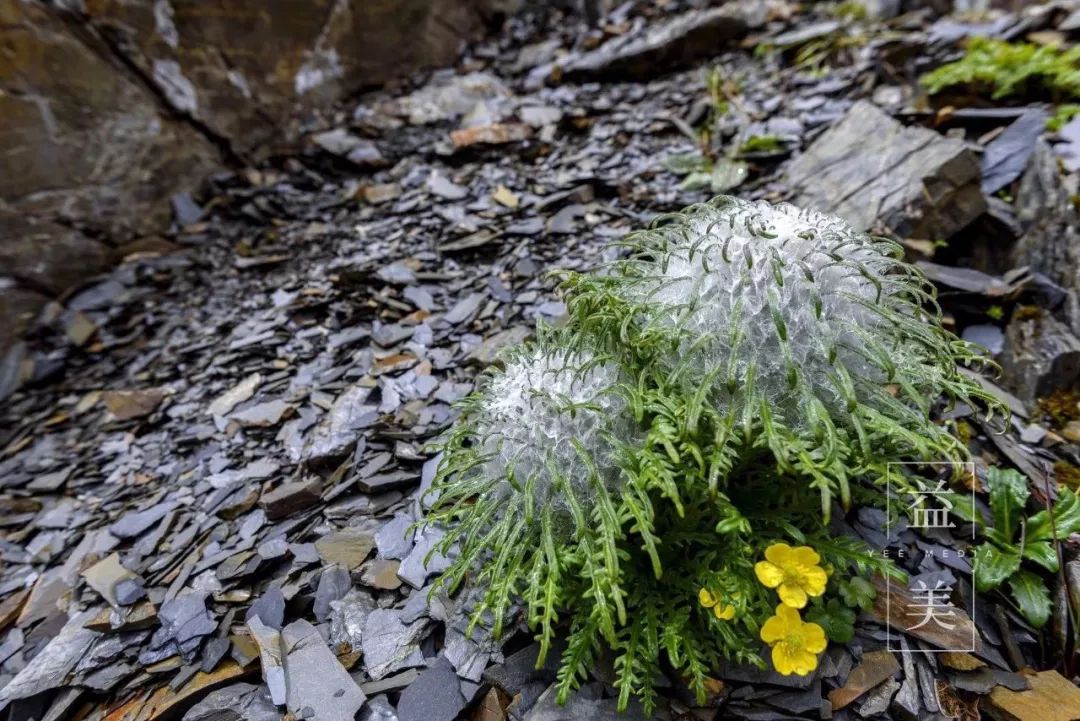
771 644 796 675
800 622 828 654
803 566 828 597
698 588 718 608
778 583 809 608
775 644 818 676
760 613 789 643
791 546 821 567
714 604 736 620
754 561 784 588
764 543 794 565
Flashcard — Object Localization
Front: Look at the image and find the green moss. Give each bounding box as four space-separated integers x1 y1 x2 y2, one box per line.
1048 104 1080 132
739 134 786 155
1054 461 1080 490
831 1 868 22
921 38 1080 102
1037 388 1080 428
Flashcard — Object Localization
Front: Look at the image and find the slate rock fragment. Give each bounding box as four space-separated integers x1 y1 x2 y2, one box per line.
302 385 378 463
787 100 986 240
101 388 167 420
361 608 430 680
182 682 279 721
561 6 749 81
109 501 176 539
981 107 1050 194
282 619 366 721
314 565 352 622
825 647 902 708
246 586 286 629
0 610 100 703
398 527 453 589
396 656 465 721
1011 140 1080 336
260 478 322 520
149 592 217 661
81 552 143 609
247 615 286 706
523 683 645 721
984 669 1080 721
482 642 561 698
374 512 415 560
998 308 1080 406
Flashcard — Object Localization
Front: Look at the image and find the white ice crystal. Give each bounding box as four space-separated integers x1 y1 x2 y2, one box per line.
471 346 628 516
619 198 925 426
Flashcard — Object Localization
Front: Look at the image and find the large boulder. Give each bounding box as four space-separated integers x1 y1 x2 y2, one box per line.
0 0 220 239
83 0 502 158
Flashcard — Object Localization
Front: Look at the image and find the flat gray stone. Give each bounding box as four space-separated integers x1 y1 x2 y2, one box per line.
282 619 366 721
361 608 429 680
314 565 352 622
302 385 378 463
562 6 748 81
787 100 986 240
109 501 176 539
523 683 645 721
245 586 285 629
247 616 286 705
396 657 465 721
397 527 452 590
375 512 415 560
182 682 279 721
0 610 99 703
856 677 900 718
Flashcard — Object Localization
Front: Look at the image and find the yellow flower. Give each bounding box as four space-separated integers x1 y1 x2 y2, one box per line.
760 604 827 676
754 543 827 608
697 588 736 620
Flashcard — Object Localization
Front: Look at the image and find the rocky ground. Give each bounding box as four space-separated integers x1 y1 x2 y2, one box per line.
2 2 1080 720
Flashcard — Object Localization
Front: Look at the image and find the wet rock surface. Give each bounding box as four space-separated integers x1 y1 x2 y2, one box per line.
2 1 1080 720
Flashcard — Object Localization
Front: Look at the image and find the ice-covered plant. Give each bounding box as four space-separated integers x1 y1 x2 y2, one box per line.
423 196 1002 712
565 197 999 516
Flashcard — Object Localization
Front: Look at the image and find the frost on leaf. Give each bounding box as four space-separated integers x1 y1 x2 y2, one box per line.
472 346 629 519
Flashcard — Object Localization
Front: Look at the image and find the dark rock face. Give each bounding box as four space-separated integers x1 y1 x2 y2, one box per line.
83 0 500 159
1011 140 1080 337
0 0 221 239
0 0 499 353
999 308 1080 407
0 211 111 294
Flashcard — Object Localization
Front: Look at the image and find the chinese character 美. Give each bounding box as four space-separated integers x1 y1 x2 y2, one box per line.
905 579 957 631
907 479 955 530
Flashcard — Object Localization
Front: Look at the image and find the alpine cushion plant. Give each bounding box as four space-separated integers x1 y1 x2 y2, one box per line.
421 196 1002 712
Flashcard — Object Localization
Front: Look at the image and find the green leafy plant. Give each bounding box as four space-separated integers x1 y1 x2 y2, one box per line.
965 467 1080 628
738 134 787 156
921 38 1080 102
422 197 1001 712
662 153 748 193
1048 104 1080 132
